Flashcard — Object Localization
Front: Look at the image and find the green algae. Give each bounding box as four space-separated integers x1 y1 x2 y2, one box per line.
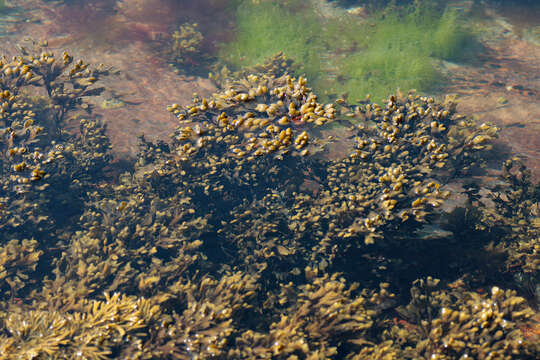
218 1 324 81
218 0 475 102
336 2 474 101
0 0 8 14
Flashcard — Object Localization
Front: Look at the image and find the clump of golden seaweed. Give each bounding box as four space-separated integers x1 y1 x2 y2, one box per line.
157 22 206 73
209 52 297 89
0 239 41 300
474 158 539 299
0 39 111 242
0 43 538 359
382 277 538 359
168 73 336 158
230 271 395 358
0 292 161 359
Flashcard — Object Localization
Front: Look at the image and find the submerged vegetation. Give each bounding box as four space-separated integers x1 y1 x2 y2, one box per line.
217 0 475 101
0 1 538 358
338 1 473 101
0 36 538 358
157 22 208 75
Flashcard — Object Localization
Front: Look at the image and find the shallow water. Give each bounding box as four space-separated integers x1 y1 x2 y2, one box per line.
0 0 538 358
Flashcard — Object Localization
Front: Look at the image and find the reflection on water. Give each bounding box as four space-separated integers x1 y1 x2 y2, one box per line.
0 0 538 358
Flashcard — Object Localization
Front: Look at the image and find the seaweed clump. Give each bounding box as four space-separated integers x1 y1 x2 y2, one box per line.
0 292 161 358
209 51 297 89
156 70 500 280
155 22 212 75
475 159 540 299
230 272 395 358
0 40 111 298
381 277 539 359
0 40 538 359
0 41 111 232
